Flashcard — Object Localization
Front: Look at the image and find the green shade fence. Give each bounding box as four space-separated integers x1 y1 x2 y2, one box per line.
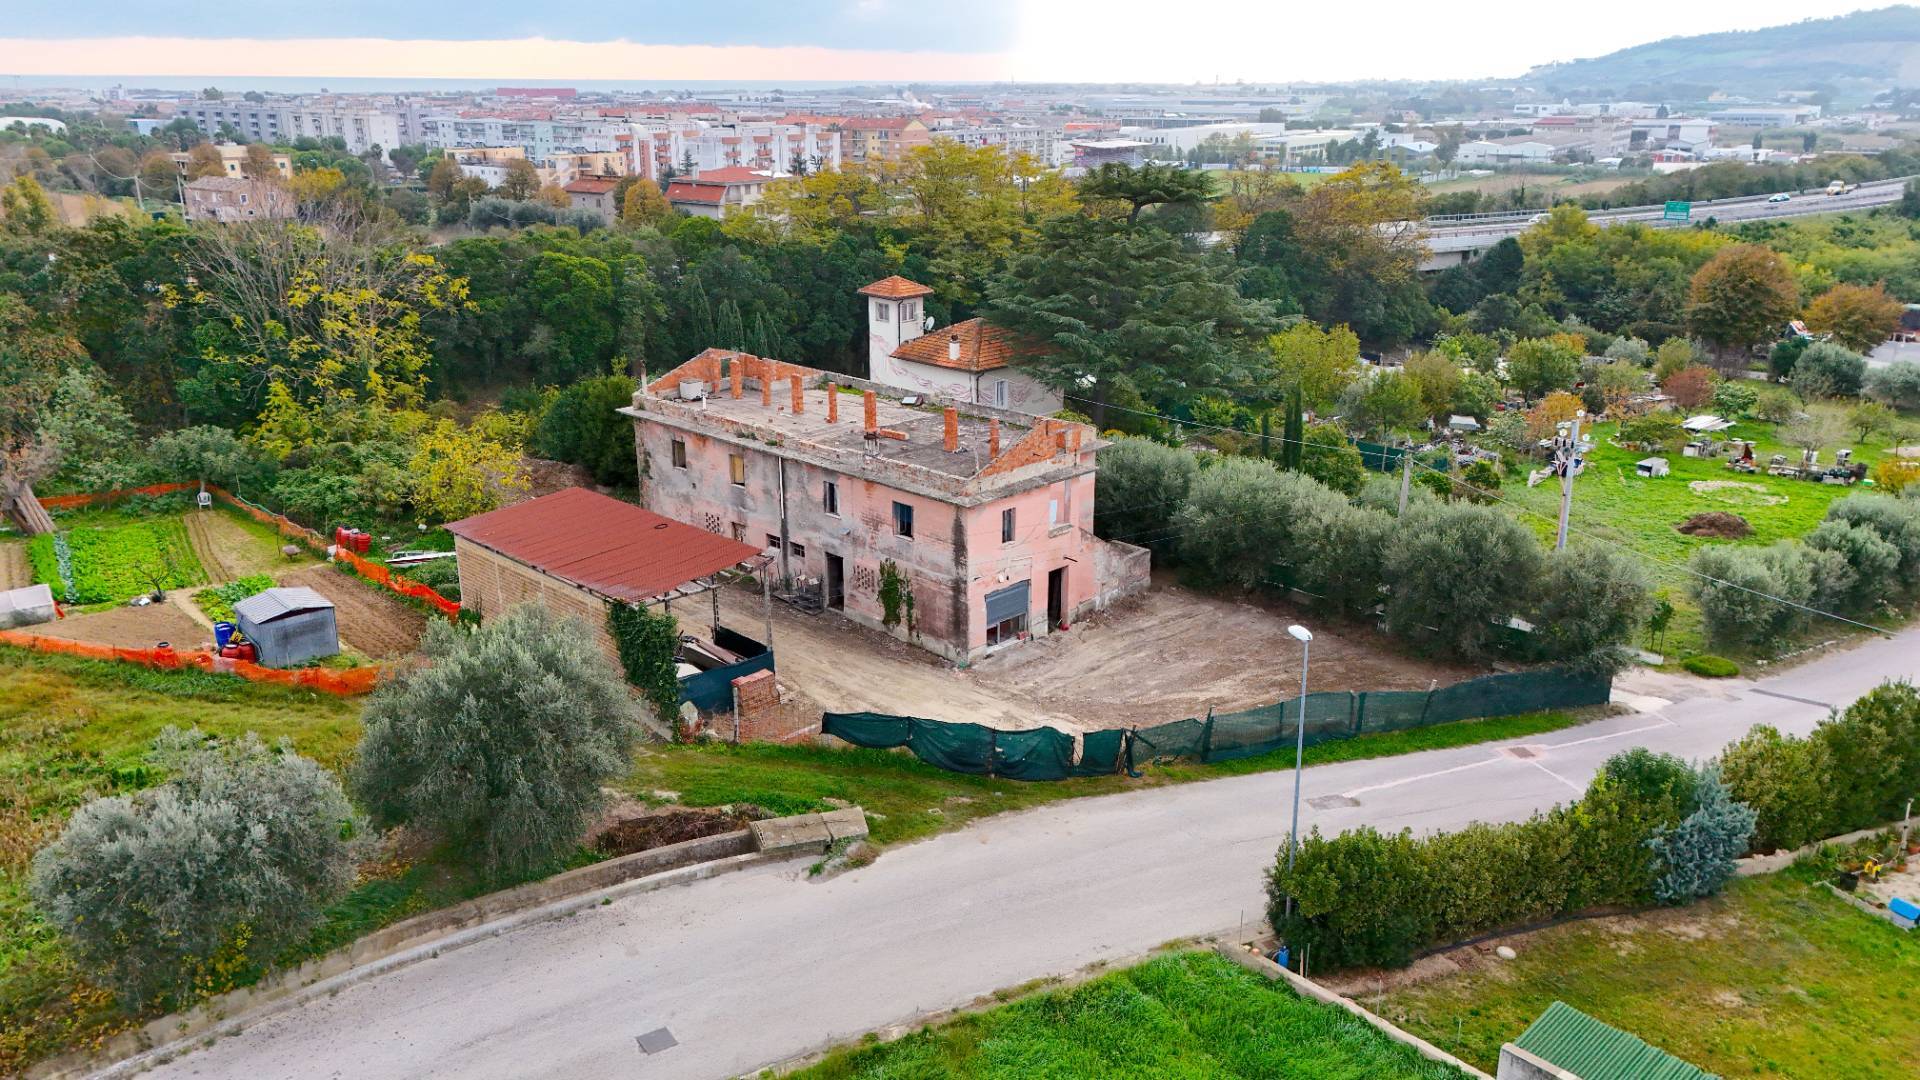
823 667 1612 781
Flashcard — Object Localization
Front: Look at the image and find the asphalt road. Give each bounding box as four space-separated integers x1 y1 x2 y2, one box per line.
134 627 1920 1080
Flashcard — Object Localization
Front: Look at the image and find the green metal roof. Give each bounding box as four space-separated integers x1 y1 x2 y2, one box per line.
1512 1002 1717 1080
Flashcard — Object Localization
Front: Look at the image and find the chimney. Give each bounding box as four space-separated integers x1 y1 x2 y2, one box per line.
943 407 958 452
729 359 742 399
948 333 962 364
790 374 804 414
1071 428 1082 453
863 390 877 434
827 383 839 423
989 418 1001 457
759 361 772 407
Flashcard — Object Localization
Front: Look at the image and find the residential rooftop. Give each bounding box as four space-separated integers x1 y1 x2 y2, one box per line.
623 349 1100 505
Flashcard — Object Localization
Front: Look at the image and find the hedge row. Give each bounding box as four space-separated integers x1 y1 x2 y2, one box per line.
1691 491 1920 648
1267 681 1919 971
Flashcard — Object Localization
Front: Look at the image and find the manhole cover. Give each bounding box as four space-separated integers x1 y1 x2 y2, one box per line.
1501 746 1539 760
635 1028 678 1055
1308 794 1360 810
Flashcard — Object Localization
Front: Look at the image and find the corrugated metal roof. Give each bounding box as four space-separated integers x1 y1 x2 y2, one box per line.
231 586 334 624
1513 1002 1716 1080
444 487 762 604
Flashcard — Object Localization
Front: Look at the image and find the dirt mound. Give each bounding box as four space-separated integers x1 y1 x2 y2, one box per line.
1676 512 1753 539
592 809 750 857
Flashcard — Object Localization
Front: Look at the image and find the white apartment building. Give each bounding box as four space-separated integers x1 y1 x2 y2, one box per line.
930 124 1064 166
180 101 404 158
619 120 842 181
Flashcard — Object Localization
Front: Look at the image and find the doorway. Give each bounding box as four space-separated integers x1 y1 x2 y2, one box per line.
825 553 845 610
1047 567 1066 630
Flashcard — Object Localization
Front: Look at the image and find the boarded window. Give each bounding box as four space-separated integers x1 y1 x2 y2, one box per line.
671 439 687 468
730 454 746 486
1001 507 1015 543
823 480 839 515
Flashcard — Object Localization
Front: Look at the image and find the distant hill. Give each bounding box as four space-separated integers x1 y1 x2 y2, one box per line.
1527 6 1920 99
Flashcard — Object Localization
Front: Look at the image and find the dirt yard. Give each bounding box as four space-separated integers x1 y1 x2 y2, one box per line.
720 575 1484 733
0 542 27 591
282 565 429 659
31 597 211 651
185 509 313 583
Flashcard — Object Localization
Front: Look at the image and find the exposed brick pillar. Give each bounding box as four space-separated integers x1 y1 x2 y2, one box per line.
790 374 804 413
989 418 1001 457
863 390 877 433
1071 428 1082 453
827 383 839 423
943 407 959 452
729 359 743 399
760 362 772 406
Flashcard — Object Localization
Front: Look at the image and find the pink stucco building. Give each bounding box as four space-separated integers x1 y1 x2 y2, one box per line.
622 350 1151 662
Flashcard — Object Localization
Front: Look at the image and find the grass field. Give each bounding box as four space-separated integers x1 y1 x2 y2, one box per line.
1423 170 1639 203
792 951 1467 1079
1361 873 1920 1079
628 708 1589 848
1486 417 1906 659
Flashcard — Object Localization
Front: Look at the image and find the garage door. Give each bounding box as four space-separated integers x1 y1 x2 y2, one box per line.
984 581 1029 625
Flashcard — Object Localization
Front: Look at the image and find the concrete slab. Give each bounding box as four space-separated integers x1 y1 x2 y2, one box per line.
821 807 870 843
750 813 832 853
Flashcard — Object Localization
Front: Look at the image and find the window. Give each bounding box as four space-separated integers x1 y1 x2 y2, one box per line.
767 534 783 551
671 439 687 468
873 301 890 323
1001 508 1016 544
993 380 1009 409
730 523 746 542
789 541 806 559
822 480 839 515
892 501 914 539
729 453 746 486
1048 498 1060 527
987 613 1027 645
902 300 918 323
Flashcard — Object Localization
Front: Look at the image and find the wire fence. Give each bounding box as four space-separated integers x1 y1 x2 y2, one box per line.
823 667 1612 781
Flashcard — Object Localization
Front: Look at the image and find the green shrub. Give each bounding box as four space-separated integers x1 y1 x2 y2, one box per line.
1529 545 1651 672
528 374 640 487
1646 766 1755 905
1092 436 1199 546
1812 682 1920 834
351 605 638 881
29 728 359 1006
194 573 277 623
608 601 681 722
1682 654 1739 677
1717 724 1832 852
1383 502 1542 659
48 519 203 604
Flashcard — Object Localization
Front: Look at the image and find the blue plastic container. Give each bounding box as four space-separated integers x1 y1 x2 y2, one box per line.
1273 946 1290 970
214 621 236 650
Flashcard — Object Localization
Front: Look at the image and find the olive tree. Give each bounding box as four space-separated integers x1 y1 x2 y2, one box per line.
30 728 358 1005
352 605 639 880
1092 436 1199 547
1382 502 1544 658
1529 545 1651 671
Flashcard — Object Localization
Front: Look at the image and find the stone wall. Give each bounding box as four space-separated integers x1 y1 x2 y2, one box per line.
1090 537 1153 615
731 668 819 743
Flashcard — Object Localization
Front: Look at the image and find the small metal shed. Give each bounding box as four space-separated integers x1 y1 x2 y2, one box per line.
1636 457 1670 478
232 586 339 668
0 584 56 629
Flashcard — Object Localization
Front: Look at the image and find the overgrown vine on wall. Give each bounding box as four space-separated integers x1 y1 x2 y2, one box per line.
878 559 915 636
607 602 681 723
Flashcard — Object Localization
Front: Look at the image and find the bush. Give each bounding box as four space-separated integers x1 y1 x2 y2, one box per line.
1617 411 1684 451
528 375 640 487
1299 422 1367 496
1710 380 1758 419
1789 341 1867 400
1813 682 1920 834
29 728 358 1005
147 425 277 494
1689 543 1818 646
1175 458 1326 590
1383 502 1542 658
1290 499 1392 617
1662 365 1716 409
1529 545 1650 671
1768 335 1809 381
1718 724 1832 851
1803 519 1901 609
1645 765 1755 905
1865 361 1920 411
1682 654 1739 677
1093 437 1199 546
1824 492 1920 579
351 605 638 881
1750 386 1800 424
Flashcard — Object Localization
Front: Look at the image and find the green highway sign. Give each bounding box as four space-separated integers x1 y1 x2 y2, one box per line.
1663 201 1692 221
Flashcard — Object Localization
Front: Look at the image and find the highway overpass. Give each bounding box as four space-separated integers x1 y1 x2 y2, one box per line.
1417 175 1913 271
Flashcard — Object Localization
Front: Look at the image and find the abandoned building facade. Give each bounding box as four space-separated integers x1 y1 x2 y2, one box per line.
623 349 1149 662
859 275 1065 415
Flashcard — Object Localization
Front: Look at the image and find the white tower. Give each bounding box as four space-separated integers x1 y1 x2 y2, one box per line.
858 276 934 383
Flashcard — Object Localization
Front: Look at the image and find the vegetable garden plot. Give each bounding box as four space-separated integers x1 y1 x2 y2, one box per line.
27 519 204 605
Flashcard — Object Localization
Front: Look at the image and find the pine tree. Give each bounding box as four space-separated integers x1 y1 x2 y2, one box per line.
1282 386 1304 472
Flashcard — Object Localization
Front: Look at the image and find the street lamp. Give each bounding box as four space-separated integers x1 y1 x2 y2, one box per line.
1283 624 1312 923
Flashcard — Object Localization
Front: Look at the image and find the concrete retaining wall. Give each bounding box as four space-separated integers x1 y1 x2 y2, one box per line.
1215 943 1492 1079
28 812 857 1080
1735 818 1910 878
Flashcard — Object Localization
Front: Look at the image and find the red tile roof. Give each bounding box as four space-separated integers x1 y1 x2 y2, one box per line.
563 177 619 194
846 116 920 131
665 181 723 204
445 487 761 604
858 275 934 299
891 318 1026 372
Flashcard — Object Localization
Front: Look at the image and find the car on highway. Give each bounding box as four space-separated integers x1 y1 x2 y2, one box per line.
1768 192 1791 203
1528 212 1549 224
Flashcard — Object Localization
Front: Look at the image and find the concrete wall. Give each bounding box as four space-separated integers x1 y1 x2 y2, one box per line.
1497 1044 1582 1080
453 537 618 667
875 354 1065 416
1092 538 1152 612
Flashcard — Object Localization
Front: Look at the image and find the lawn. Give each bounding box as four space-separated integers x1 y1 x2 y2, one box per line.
1486 416 1906 659
628 708 1590 848
1360 873 1920 1079
792 950 1467 1079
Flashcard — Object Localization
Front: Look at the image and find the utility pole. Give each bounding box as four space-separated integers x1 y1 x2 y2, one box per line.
1553 411 1586 551
1397 441 1413 515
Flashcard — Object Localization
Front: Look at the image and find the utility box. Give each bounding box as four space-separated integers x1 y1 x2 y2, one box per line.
231 586 339 668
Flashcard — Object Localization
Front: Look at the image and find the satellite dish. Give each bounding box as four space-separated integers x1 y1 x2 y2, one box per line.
923 314 936 331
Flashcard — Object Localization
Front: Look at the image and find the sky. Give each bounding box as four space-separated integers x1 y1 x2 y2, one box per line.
0 0 1892 85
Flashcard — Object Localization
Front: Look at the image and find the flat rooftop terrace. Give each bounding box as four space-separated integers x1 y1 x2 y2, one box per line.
669 385 1021 481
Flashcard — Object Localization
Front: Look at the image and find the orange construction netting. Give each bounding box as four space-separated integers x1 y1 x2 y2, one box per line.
0 630 382 695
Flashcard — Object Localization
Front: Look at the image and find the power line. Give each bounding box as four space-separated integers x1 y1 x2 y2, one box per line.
1071 393 1896 637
